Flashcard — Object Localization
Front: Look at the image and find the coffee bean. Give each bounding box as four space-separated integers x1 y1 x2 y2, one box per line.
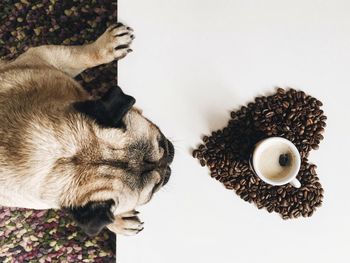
277 88 286 94
316 134 324 140
230 111 237 119
282 101 290 109
308 193 315 201
242 193 250 201
192 150 200 158
317 127 325 133
267 204 274 213
281 200 289 207
193 88 325 219
282 190 287 198
266 111 274 118
316 100 323 106
311 144 319 150
292 209 301 217
203 136 209 143
250 177 256 184
282 214 290 220
287 113 295 120
306 119 313 126
199 145 206 151
310 165 317 176
250 192 257 199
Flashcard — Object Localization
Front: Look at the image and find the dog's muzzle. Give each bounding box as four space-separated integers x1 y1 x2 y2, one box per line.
151 138 174 194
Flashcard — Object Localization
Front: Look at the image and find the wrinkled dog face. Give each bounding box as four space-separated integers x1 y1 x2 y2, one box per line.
117 108 174 209
71 86 174 226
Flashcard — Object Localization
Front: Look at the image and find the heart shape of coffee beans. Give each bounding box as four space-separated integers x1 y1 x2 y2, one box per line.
193 88 326 219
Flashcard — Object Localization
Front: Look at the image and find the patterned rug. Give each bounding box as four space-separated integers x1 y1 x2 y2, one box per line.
0 0 119 262
0 208 115 262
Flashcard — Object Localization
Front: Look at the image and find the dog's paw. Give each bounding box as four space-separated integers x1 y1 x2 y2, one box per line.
93 22 134 64
107 210 144 236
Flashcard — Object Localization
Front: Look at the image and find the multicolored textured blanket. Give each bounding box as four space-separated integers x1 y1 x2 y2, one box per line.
0 0 119 262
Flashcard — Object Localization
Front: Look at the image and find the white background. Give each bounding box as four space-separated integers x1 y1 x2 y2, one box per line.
117 1 350 262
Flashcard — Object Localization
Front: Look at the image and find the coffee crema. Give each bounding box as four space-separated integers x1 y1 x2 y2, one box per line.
256 144 296 181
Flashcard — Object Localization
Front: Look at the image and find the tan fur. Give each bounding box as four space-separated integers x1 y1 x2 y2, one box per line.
0 24 169 232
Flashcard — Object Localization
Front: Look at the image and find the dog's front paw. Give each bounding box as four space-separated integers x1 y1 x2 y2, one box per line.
93 23 134 64
107 210 144 236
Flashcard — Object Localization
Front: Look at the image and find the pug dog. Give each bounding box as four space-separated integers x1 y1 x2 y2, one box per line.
0 23 174 236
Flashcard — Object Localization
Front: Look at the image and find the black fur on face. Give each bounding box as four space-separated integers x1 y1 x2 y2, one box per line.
73 86 135 129
66 199 115 236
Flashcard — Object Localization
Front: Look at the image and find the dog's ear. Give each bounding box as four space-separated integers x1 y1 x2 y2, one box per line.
66 199 116 236
73 86 136 128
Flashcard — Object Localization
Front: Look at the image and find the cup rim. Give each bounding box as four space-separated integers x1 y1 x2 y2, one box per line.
252 137 301 186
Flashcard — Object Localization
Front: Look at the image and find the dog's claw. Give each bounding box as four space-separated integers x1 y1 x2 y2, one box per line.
108 23 123 32
107 210 144 236
93 22 134 64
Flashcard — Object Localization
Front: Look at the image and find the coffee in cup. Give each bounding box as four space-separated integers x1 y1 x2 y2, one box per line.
250 137 301 188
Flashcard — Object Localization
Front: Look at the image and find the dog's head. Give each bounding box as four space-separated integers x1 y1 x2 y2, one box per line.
67 86 174 236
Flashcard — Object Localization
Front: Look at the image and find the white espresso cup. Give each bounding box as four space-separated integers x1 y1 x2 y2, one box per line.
250 137 301 188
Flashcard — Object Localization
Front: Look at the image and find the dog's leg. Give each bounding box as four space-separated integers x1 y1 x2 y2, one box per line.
107 210 144 236
13 23 134 77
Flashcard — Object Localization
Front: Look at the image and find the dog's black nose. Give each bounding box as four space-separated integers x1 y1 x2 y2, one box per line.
163 166 171 186
166 139 174 164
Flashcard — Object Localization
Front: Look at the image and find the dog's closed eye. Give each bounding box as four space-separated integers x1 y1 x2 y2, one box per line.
142 160 157 175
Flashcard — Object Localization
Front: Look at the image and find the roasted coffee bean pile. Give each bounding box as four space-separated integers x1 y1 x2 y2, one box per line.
0 0 118 97
193 88 326 219
1 0 117 261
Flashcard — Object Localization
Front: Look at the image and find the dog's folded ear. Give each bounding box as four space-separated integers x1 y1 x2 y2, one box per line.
73 86 136 128
65 199 116 236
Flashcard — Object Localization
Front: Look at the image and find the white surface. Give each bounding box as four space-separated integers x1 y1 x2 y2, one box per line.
117 1 350 262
